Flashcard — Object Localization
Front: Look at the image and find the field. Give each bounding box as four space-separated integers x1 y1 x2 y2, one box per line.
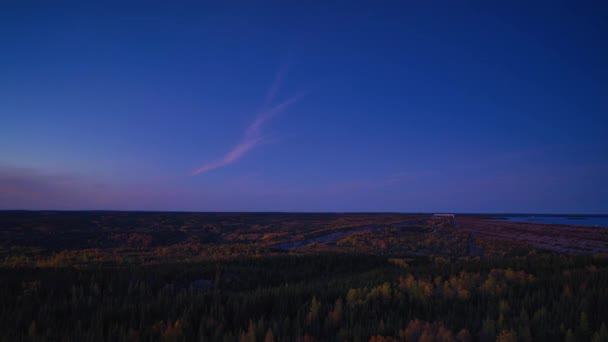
1 211 607 341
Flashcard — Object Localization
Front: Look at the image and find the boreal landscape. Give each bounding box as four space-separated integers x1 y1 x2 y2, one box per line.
3 2 608 342
1 211 607 341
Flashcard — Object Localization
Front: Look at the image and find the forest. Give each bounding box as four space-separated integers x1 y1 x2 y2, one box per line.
1 211 607 341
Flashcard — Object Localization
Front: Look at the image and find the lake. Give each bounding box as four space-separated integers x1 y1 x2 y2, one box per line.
499 215 608 227
273 225 387 250
273 220 421 250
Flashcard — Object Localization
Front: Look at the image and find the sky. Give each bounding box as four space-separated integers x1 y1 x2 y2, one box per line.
1 1 607 213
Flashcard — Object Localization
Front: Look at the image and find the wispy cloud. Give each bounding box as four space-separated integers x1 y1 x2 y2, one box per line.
192 67 303 175
0 164 195 210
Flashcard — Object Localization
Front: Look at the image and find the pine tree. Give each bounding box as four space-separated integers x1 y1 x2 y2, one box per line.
264 328 275 342
246 320 256 342
580 312 591 338
564 329 576 342
479 318 496 342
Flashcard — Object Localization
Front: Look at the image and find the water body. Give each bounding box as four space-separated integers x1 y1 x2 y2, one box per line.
499 215 608 227
273 220 422 250
273 225 386 250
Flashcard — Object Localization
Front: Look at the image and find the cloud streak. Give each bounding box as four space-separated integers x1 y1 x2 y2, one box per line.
192 68 303 175
0 164 206 211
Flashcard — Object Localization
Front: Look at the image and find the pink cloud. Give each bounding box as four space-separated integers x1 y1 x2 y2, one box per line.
192 68 303 176
0 164 196 211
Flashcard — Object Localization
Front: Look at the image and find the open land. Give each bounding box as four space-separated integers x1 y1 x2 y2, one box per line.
1 211 607 341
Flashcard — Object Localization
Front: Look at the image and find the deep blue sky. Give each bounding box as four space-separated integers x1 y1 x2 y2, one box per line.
1 2 607 213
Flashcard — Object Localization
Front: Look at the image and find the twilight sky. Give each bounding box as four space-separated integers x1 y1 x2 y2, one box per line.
1 2 607 213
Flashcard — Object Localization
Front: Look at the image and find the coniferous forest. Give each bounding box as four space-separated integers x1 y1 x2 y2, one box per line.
1 211 607 341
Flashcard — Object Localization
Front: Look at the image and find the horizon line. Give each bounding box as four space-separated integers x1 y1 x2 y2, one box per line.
1 209 607 216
